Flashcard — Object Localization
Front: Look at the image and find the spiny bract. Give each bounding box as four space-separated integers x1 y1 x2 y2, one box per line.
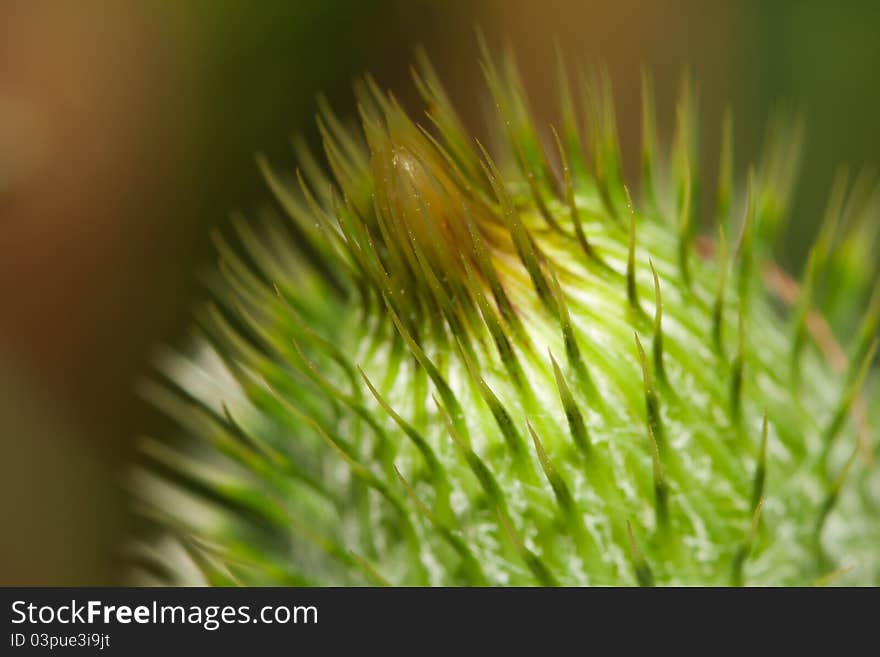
129 45 880 586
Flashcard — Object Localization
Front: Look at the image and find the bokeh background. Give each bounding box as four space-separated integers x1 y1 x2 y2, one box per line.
1 0 878 584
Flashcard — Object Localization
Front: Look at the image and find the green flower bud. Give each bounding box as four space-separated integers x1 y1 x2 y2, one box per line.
129 46 880 587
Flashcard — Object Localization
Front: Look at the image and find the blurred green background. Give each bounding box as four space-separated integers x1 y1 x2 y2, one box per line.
1 0 877 584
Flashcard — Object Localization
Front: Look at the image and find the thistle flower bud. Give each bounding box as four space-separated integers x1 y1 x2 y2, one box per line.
129 44 880 587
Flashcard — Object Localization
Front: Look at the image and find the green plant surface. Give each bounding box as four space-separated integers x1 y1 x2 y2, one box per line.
128 44 879 586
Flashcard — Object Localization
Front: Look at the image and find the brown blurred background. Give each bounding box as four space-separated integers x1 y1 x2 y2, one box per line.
1 0 878 584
